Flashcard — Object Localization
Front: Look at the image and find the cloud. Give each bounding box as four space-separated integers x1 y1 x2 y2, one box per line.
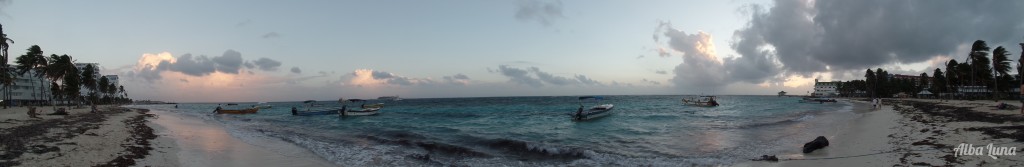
655 70 667 75
164 54 217 77
126 51 288 82
235 19 251 27
253 58 282 71
495 65 604 87
443 73 471 85
514 0 564 26
642 78 661 85
496 65 544 87
726 0 1024 83
261 32 281 39
212 50 244 74
290 67 301 74
654 22 728 91
348 69 434 87
574 75 602 85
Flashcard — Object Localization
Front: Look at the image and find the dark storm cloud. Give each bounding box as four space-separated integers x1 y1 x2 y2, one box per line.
253 58 282 71
514 0 563 26
728 0 1024 83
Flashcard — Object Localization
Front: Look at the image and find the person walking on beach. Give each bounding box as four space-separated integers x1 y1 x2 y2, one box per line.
874 98 881 109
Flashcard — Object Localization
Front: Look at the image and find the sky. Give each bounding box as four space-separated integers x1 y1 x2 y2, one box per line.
1 0 1022 102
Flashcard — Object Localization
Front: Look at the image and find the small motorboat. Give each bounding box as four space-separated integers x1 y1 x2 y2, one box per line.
215 107 259 114
682 96 719 107
339 99 383 116
292 100 340 116
570 96 614 121
255 102 273 109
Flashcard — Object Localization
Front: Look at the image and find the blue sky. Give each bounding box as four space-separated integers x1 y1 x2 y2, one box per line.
3 0 1022 102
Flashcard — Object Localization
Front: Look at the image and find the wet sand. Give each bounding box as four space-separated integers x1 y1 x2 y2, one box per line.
135 109 335 167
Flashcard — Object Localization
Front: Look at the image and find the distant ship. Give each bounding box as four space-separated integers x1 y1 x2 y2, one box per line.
377 95 403 101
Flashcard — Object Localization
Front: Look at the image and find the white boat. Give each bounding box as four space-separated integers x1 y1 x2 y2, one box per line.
570 96 614 121
339 99 382 116
682 96 720 107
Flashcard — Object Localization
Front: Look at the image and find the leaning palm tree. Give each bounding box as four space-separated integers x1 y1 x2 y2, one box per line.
14 46 42 104
991 46 1011 100
33 53 48 105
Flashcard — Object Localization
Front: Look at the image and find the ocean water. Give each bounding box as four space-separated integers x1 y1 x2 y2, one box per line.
131 95 854 166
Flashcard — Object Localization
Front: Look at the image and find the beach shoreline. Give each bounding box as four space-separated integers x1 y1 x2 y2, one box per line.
741 98 1024 166
134 107 335 167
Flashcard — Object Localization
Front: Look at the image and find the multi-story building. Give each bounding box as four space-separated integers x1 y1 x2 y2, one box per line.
74 63 101 96
0 67 51 105
812 79 840 97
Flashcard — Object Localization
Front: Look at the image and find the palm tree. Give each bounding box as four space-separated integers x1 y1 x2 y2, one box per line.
45 54 76 107
119 85 126 104
106 82 116 104
946 60 959 99
14 46 42 104
968 40 991 99
33 53 48 105
0 23 13 108
98 76 108 103
991 46 1011 100
81 64 97 104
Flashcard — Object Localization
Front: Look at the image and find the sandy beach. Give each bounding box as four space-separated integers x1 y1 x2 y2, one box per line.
4 98 1022 166
743 98 1024 166
0 105 333 167
0 105 156 166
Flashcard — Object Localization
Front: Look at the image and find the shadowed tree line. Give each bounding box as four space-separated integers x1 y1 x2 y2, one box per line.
837 40 1022 100
0 23 132 108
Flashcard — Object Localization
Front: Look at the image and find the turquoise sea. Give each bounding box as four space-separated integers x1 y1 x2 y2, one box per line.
131 95 855 166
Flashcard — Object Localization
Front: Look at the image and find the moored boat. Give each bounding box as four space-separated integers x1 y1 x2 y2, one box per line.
292 100 341 116
682 96 720 107
340 99 382 116
215 107 259 114
570 96 614 121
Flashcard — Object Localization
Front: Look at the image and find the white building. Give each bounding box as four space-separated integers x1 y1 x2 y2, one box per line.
105 75 119 89
1 67 52 105
74 63 101 96
812 79 840 97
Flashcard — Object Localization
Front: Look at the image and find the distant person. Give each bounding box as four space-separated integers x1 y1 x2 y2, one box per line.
175 105 178 108
291 107 298 115
213 105 223 113
27 107 39 119
576 106 584 120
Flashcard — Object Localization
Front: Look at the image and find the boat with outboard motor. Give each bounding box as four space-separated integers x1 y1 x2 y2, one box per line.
340 99 383 116
570 96 614 121
214 106 259 114
682 96 720 107
292 100 342 116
